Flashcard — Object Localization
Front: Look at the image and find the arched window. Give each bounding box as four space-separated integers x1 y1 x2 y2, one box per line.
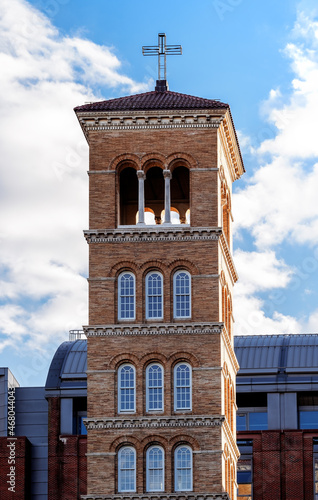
118 272 135 320
118 364 135 413
146 445 164 492
174 363 192 410
174 445 193 491
146 272 163 319
118 446 136 492
173 271 191 319
146 364 164 411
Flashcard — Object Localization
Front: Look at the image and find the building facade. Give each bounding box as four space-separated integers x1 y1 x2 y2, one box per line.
235 334 318 500
74 84 244 499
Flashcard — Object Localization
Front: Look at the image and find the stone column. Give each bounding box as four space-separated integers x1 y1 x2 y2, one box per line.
163 169 172 224
137 170 145 224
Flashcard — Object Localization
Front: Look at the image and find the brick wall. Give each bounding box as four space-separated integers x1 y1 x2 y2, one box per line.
238 430 318 500
0 436 31 499
83 109 239 498
48 397 87 500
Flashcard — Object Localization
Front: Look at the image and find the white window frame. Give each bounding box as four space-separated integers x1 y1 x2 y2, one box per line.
118 446 136 492
174 445 193 492
173 270 191 319
146 271 164 320
146 363 164 412
146 445 165 492
118 364 136 413
174 362 192 411
118 272 136 320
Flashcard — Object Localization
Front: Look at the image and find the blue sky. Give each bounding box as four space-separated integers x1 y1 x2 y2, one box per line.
1 0 318 386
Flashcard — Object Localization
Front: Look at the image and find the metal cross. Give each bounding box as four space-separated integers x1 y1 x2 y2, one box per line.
142 33 182 81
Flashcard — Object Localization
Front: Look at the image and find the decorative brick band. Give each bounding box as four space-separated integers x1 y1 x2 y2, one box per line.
84 415 225 431
84 122 222 132
77 112 224 139
81 493 230 500
84 227 222 244
83 323 223 338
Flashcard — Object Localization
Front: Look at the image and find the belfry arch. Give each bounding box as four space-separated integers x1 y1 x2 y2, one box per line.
170 165 190 224
144 166 164 223
119 165 138 225
119 162 190 226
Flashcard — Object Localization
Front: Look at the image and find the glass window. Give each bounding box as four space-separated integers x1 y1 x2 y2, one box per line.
146 364 164 411
146 446 164 492
237 413 247 431
77 412 87 435
146 272 163 319
118 446 136 492
249 412 267 431
237 441 253 500
174 363 192 410
299 410 318 429
118 272 135 320
175 445 192 491
237 411 267 431
173 271 191 318
118 364 135 413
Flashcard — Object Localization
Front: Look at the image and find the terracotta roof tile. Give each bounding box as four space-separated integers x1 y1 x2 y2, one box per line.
74 90 229 112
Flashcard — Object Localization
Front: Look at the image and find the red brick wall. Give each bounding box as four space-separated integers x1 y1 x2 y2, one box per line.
238 430 318 500
83 114 238 497
48 397 87 500
0 436 30 499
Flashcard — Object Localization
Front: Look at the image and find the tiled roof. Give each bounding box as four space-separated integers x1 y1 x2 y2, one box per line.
74 90 229 112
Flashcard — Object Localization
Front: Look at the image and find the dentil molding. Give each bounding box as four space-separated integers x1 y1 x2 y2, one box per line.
84 415 225 431
83 323 224 338
81 493 230 500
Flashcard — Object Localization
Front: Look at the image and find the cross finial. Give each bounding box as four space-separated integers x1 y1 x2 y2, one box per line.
142 33 182 91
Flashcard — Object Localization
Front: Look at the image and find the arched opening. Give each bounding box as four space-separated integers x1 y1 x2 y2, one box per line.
185 209 190 224
145 167 164 223
120 167 138 225
136 208 156 225
171 166 190 224
161 207 180 224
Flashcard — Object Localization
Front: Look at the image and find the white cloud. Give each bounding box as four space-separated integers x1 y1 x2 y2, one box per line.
233 293 301 336
233 9 318 335
234 249 292 294
0 0 151 355
233 250 298 336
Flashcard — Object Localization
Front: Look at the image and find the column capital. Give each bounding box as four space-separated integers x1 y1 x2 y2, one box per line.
137 170 145 180
163 169 172 179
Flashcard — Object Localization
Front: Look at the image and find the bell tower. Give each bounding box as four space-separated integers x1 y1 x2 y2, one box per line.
75 47 244 500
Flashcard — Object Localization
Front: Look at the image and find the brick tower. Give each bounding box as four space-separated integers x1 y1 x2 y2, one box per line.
75 73 244 500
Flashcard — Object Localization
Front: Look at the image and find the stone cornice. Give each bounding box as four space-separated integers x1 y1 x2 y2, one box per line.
84 415 225 430
81 493 230 500
221 111 245 181
83 322 223 338
221 327 240 375
219 234 238 285
76 109 225 142
84 227 222 244
223 419 240 460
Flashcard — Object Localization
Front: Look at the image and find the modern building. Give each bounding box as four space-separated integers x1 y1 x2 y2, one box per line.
0 368 48 500
235 334 318 500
